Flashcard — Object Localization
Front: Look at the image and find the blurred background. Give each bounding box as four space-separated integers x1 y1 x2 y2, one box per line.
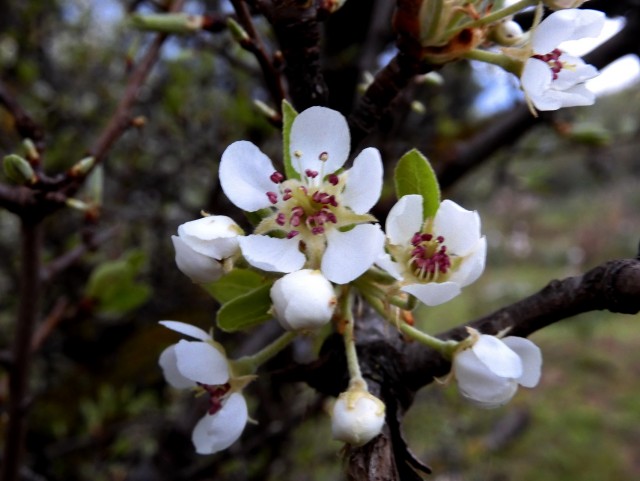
0 1 639 480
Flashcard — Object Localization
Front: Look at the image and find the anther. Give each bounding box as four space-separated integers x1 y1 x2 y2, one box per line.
266 191 278 204
319 151 328 161
270 171 284 183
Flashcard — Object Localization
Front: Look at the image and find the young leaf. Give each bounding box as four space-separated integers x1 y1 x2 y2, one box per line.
205 268 264 304
217 284 273 332
394 149 441 219
282 99 300 180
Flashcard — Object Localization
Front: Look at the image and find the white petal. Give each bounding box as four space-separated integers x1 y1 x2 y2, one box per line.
455 348 519 408
521 59 558 110
175 340 229 385
385 195 423 245
341 148 383 214
289 107 350 175
331 391 386 446
472 335 523 379
238 235 305 273
502 337 542 388
433 200 481 256
219 141 278 212
172 236 224 284
192 393 248 454
448 237 487 287
532 9 605 54
159 320 211 341
402 281 461 306
322 224 384 284
159 345 196 389
178 216 241 259
553 55 599 90
375 253 404 280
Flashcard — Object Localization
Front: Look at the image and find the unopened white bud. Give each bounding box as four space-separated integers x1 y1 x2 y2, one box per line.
172 216 243 283
331 386 386 446
491 20 524 46
270 269 336 331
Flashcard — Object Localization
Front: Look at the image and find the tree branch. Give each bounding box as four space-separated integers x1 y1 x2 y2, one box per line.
1 221 42 481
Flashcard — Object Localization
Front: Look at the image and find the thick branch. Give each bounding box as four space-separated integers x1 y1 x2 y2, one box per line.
349 53 432 148
267 0 329 109
402 257 640 391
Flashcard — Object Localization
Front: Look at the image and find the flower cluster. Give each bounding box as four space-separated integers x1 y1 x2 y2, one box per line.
160 105 544 456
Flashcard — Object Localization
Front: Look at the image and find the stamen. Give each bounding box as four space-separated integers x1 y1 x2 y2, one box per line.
319 151 328 161
270 171 284 183
294 150 303 158
327 174 339 186
266 191 278 204
305 169 319 178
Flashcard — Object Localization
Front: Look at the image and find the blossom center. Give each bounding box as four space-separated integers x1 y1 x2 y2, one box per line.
199 382 231 415
265 169 343 239
409 232 451 281
532 48 565 80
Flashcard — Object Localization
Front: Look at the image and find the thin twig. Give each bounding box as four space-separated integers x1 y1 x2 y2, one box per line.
229 0 285 108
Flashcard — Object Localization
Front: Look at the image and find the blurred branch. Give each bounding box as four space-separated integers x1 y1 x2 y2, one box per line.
0 82 45 151
90 0 187 165
1 221 42 481
229 0 286 109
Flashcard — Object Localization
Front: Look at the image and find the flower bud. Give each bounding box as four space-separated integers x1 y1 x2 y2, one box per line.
3 154 36 185
270 270 336 331
331 387 386 446
172 216 243 283
130 13 205 34
490 20 524 46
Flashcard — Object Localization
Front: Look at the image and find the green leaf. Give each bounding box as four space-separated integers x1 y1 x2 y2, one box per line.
394 148 441 219
282 99 300 180
217 283 273 332
85 250 152 315
205 268 264 304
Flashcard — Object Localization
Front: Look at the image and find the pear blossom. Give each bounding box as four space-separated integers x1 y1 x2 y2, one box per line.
219 106 385 285
158 320 248 454
377 195 486 306
332 386 386 446
520 9 605 111
172 216 243 283
270 269 337 331
453 329 542 408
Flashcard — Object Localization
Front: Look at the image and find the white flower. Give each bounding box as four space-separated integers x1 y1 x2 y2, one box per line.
521 9 605 111
158 320 248 454
270 269 337 331
331 387 386 446
172 216 243 283
219 106 385 284
453 329 542 408
377 195 486 306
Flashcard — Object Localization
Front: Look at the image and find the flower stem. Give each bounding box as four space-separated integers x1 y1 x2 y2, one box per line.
231 330 297 375
340 289 364 382
462 48 522 75
397 322 459 360
444 0 538 38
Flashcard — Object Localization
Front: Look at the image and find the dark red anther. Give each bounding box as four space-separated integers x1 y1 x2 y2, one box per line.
328 174 339 186
270 171 285 183
266 191 278 204
305 169 319 178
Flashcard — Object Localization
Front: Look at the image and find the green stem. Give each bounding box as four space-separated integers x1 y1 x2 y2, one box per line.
398 323 459 360
462 48 523 75
444 0 539 37
231 331 297 375
340 289 363 382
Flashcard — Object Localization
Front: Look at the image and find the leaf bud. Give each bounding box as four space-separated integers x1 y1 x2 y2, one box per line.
3 154 36 185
